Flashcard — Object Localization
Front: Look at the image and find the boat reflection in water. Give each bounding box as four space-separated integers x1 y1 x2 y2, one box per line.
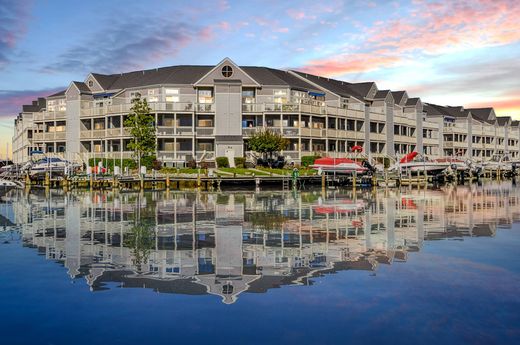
7 181 520 304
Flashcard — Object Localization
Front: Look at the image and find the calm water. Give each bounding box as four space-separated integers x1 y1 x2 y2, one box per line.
1 183 520 345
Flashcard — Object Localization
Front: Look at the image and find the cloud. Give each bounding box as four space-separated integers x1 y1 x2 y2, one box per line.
299 0 520 77
0 88 64 118
0 0 31 69
300 53 402 76
286 9 317 21
41 16 212 75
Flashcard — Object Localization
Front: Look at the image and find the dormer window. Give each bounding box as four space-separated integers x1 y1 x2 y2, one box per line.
221 65 233 78
88 80 93 87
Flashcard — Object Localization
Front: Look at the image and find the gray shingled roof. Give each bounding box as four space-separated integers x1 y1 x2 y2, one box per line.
350 82 376 98
22 98 46 112
374 89 391 100
47 90 66 98
72 81 92 94
289 70 366 99
391 91 406 105
496 116 511 126
467 107 495 123
406 97 420 106
511 120 519 127
241 67 321 92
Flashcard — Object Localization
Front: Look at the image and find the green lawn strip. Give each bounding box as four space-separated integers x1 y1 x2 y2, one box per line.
255 167 318 176
218 168 269 176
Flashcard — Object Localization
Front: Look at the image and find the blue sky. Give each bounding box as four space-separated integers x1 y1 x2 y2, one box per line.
1 0 519 158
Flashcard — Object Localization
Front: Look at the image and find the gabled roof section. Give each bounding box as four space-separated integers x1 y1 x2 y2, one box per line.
406 98 421 107
193 57 260 86
350 82 376 99
374 89 392 100
424 103 465 118
90 73 120 90
47 90 66 98
243 67 321 92
511 120 519 127
467 107 496 124
72 81 92 94
496 116 511 126
289 70 365 99
423 103 445 117
391 91 407 105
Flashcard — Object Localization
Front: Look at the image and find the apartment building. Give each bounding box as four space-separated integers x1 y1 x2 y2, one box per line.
11 58 517 165
423 104 520 160
12 98 46 164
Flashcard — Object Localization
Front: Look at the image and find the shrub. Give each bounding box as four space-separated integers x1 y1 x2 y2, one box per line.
234 157 246 168
301 155 320 167
216 156 229 168
152 159 162 170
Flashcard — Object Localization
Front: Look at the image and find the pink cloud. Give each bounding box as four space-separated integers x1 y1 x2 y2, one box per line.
287 9 306 20
299 0 520 77
0 88 64 117
300 53 402 76
467 94 520 119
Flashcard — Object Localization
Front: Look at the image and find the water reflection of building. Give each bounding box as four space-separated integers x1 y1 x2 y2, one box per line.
7 182 520 304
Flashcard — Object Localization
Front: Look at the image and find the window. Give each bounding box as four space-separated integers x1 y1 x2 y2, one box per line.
273 89 287 104
88 80 93 87
222 65 233 77
147 96 158 103
242 88 255 104
148 90 154 96
166 95 179 102
130 91 141 99
198 89 213 104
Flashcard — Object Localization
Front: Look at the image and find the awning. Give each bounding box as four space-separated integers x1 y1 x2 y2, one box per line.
93 93 115 98
30 150 44 155
308 91 325 97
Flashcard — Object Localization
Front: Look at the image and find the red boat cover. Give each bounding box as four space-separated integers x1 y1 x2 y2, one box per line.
313 157 359 165
400 151 418 163
351 145 363 152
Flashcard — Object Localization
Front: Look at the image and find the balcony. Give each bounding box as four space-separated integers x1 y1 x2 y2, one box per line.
243 127 260 136
196 103 214 112
157 126 176 136
264 103 299 112
242 103 263 112
80 129 106 139
283 127 299 136
196 127 214 136
176 127 194 135
107 128 122 137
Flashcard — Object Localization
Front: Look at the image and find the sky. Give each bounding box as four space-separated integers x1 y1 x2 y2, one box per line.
1 0 519 159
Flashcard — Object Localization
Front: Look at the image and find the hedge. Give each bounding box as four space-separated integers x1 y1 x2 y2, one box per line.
301 155 320 167
234 157 246 168
216 156 229 168
88 155 157 171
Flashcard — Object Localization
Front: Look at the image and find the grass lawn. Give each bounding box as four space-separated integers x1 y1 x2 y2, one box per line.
218 168 270 176
256 167 318 176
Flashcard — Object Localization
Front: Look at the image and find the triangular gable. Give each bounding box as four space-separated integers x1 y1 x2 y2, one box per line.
194 57 260 87
84 73 105 93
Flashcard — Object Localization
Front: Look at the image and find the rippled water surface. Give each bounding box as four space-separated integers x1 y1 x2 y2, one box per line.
1 182 520 345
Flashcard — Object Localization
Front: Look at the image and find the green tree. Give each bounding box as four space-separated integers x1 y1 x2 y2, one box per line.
124 96 156 175
248 129 289 164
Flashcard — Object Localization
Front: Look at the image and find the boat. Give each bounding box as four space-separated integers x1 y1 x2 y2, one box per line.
0 179 19 196
393 152 451 176
480 154 514 174
29 157 80 178
310 157 369 175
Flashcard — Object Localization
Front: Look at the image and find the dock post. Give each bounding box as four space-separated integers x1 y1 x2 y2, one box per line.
44 172 50 187
166 174 170 190
25 173 31 190
353 171 357 190
321 173 326 191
